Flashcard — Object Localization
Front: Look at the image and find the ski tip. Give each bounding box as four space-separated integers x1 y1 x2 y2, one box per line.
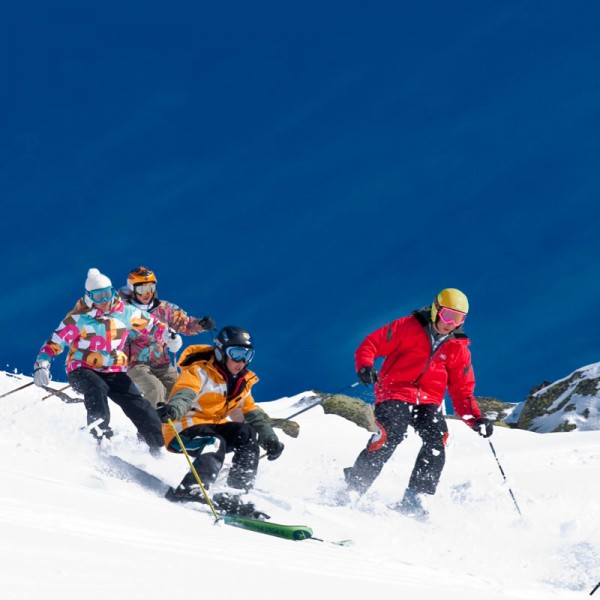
291 529 312 541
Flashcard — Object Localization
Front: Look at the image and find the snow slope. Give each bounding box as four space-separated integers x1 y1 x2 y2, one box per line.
1 371 598 599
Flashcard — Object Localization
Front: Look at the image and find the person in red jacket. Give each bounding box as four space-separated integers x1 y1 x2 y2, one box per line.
343 288 493 519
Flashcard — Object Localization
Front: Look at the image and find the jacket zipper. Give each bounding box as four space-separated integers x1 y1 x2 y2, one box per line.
413 331 451 404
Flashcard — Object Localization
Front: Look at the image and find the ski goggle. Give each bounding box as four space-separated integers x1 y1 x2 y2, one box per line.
437 306 467 326
134 283 156 295
225 346 255 364
87 287 115 304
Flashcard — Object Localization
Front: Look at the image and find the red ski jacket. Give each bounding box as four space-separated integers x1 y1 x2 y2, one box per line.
355 308 482 426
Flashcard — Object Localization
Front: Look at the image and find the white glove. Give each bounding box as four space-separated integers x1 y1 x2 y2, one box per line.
162 328 182 353
33 360 51 387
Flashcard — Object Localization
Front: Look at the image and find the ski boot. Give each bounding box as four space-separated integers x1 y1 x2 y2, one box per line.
212 492 270 520
165 483 207 504
390 488 429 521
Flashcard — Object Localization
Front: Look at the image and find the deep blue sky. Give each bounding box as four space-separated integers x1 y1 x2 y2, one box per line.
3 2 600 405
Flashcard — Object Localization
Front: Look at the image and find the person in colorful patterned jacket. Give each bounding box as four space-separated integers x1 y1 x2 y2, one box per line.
119 266 215 408
33 268 182 450
343 288 493 519
157 325 284 504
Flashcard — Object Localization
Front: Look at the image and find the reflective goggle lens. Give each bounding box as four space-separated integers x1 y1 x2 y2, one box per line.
438 306 466 326
225 346 255 363
88 287 115 303
134 283 156 295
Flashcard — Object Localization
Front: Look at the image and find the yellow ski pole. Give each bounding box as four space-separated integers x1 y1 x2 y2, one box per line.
166 418 220 521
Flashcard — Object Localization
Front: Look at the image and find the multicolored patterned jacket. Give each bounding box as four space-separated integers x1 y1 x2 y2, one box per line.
120 290 204 368
36 297 167 374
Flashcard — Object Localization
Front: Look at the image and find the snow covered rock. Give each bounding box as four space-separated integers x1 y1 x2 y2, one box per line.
514 362 600 432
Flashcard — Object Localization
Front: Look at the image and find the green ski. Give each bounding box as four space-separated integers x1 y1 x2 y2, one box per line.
221 515 313 541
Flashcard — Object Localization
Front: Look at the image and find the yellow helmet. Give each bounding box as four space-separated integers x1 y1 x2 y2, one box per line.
431 288 469 323
127 266 157 291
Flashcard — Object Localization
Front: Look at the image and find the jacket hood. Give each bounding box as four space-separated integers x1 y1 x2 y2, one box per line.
178 344 215 367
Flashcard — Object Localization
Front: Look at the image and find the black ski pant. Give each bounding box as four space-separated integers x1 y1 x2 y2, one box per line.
345 400 448 496
172 422 260 492
68 368 164 448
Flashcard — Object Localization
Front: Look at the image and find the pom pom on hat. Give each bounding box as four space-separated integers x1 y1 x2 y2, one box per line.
85 268 112 292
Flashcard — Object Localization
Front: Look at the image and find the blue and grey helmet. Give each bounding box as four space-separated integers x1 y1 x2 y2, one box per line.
214 326 254 364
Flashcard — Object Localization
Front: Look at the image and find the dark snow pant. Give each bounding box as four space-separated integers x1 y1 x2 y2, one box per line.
345 400 448 496
171 422 260 491
68 368 164 448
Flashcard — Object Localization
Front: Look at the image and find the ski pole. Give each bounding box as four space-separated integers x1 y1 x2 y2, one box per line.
488 440 522 516
0 381 35 399
42 383 71 400
171 348 179 373
166 418 220 521
268 398 325 425
166 327 180 373
41 384 82 403
591 581 600 596
270 382 361 425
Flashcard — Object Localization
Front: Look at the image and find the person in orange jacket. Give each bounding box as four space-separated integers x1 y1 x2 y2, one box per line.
343 288 493 518
157 326 284 504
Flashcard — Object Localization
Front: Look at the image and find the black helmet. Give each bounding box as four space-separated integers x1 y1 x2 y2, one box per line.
214 326 254 364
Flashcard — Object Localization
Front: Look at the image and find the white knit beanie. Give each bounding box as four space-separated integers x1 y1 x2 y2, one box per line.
85 268 112 292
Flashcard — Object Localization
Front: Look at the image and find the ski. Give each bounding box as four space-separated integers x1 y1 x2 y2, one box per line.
220 514 313 541
221 515 353 545
97 455 349 545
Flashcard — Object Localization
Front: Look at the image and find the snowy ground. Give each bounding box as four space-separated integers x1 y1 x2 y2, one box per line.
1 371 598 599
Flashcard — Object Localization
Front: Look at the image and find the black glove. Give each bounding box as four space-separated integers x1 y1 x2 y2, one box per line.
265 439 284 461
473 417 494 438
199 316 216 331
357 365 379 385
156 402 178 424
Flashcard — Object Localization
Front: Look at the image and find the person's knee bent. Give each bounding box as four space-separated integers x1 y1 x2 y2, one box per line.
234 423 259 447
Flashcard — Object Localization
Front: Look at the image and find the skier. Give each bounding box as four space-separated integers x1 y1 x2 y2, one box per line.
343 288 493 518
157 325 284 509
120 266 215 408
33 268 182 451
